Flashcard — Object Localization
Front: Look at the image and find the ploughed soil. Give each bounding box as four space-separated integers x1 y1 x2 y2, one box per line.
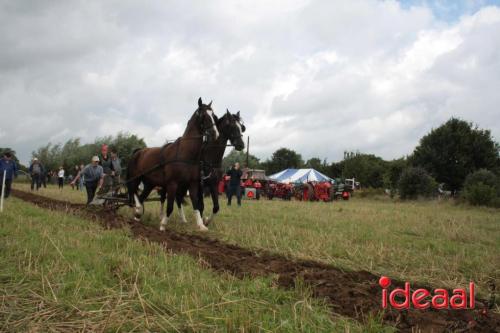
12 189 499 332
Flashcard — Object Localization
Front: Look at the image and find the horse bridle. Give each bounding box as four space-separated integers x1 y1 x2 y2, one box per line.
206 114 246 148
196 107 219 143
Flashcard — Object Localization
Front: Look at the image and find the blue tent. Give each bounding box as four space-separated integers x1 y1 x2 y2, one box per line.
268 168 332 184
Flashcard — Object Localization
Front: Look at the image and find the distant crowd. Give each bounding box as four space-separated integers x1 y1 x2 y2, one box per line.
0 144 122 205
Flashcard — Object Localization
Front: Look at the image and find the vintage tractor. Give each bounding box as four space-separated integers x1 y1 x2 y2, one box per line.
331 178 354 200
294 181 334 202
266 181 293 200
241 169 267 200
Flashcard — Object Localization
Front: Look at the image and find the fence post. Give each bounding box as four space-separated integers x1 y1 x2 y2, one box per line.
1 170 6 212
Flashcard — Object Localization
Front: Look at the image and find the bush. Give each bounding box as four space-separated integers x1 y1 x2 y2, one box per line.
398 167 437 200
356 188 386 198
462 169 499 206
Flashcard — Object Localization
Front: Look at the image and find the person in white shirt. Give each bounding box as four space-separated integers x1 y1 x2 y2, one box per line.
58 166 65 189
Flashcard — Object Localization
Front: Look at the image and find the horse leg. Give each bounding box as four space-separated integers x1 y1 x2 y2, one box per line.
174 184 188 223
198 182 205 221
176 193 187 223
160 182 177 231
204 182 219 226
134 182 154 221
189 182 208 231
128 179 140 207
159 188 166 221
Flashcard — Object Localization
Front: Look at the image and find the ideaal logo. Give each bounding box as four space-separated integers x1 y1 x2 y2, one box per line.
379 276 475 310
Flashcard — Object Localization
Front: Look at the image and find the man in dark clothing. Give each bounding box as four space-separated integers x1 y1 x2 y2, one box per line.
227 162 243 206
71 156 105 204
0 152 18 199
29 158 44 191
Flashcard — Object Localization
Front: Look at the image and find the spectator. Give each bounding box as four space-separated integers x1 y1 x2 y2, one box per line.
99 144 114 193
110 150 122 190
29 158 44 191
254 179 262 200
71 156 104 204
78 163 85 191
0 151 18 199
57 166 65 189
226 162 243 206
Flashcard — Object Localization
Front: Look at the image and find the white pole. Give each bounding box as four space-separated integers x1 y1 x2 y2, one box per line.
0 170 6 213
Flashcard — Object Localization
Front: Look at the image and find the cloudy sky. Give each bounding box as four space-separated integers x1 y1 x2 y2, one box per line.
1 0 499 165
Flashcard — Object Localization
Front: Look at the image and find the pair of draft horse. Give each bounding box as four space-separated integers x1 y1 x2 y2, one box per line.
126 98 246 231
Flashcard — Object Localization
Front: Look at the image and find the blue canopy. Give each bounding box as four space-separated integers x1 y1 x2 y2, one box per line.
268 168 332 184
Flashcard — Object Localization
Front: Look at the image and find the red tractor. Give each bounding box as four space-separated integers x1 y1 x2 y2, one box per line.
219 169 267 200
266 181 293 200
294 181 334 202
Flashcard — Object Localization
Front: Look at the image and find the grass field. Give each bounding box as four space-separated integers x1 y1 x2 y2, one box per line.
1 195 399 332
12 183 500 300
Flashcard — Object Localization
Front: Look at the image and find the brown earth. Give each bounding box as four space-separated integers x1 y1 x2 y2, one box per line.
11 189 500 332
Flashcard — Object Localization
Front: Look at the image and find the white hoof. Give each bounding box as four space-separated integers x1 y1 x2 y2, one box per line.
203 216 210 226
159 215 168 231
198 224 209 232
134 217 141 222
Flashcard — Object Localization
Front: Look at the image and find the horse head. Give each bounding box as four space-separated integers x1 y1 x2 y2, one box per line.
194 97 219 141
218 109 245 151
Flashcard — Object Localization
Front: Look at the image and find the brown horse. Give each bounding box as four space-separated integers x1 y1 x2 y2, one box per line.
126 97 219 231
165 110 246 225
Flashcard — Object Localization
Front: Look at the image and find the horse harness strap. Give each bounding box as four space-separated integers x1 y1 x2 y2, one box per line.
157 136 208 185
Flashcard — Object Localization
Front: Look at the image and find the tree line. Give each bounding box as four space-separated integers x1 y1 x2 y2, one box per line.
29 132 146 174
222 118 500 204
7 117 498 205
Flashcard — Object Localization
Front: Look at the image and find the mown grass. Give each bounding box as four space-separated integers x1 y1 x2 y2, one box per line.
14 183 500 300
0 196 395 332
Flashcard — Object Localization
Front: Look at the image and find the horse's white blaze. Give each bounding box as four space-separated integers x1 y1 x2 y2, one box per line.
159 214 168 231
194 210 208 231
207 110 219 139
179 205 187 223
236 121 242 136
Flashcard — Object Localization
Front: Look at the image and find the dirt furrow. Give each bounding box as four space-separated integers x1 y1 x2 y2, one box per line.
11 189 499 332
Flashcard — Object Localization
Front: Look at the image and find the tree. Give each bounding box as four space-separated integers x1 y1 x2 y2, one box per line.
305 157 329 175
411 118 500 191
398 167 437 200
462 169 500 206
107 133 146 166
261 148 304 175
32 132 146 172
222 149 261 171
327 161 344 179
342 153 386 188
383 157 408 195
0 148 27 171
